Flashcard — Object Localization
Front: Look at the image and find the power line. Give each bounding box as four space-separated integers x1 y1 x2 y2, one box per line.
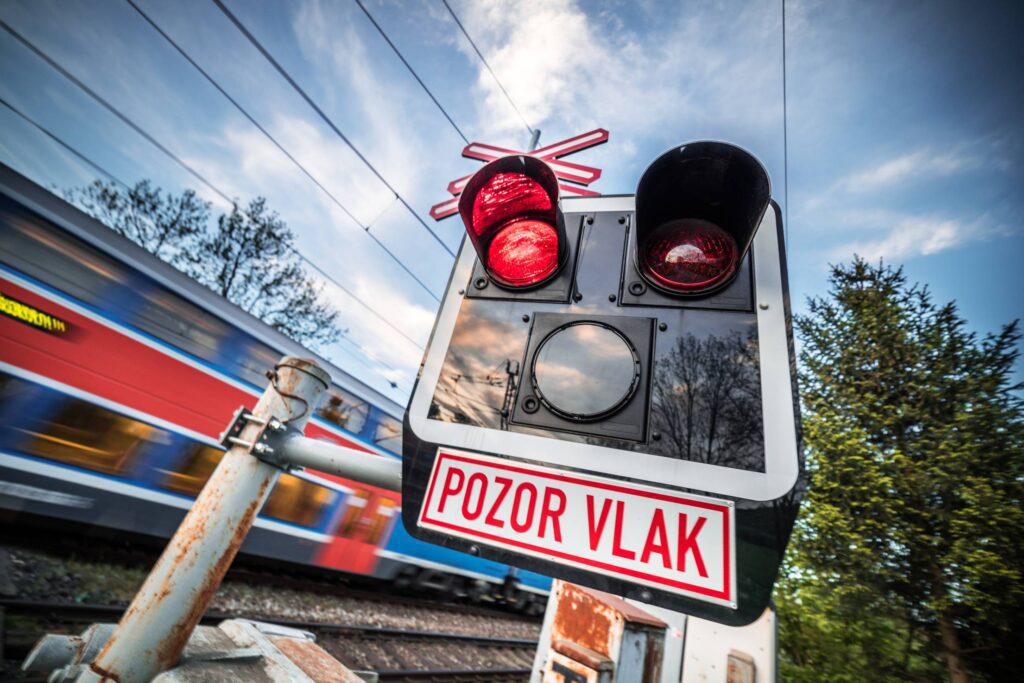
123 0 439 303
0 96 132 189
781 0 789 251
0 16 428 352
210 0 456 258
441 0 534 137
354 0 469 145
0 19 235 207
0 94 417 389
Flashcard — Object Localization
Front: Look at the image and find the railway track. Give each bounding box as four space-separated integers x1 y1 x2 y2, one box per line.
1 599 535 681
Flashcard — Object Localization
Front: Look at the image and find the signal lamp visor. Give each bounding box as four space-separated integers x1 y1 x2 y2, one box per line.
634 141 770 296
641 219 738 293
459 156 565 289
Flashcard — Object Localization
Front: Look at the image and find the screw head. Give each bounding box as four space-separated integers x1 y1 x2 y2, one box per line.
652 432 662 441
573 292 583 302
458 288 465 295
629 281 647 296
618 216 626 224
608 293 617 302
658 322 668 332
759 302 769 310
474 276 489 290
523 396 540 413
586 216 594 225
522 314 531 323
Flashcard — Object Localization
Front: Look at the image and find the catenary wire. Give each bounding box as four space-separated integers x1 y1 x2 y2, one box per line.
123 0 439 303
354 0 469 145
0 95 416 389
210 0 456 258
440 0 534 137
0 20 428 352
0 19 234 207
781 0 789 251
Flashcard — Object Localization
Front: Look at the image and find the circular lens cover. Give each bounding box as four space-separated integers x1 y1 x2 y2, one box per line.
532 322 640 421
486 219 559 287
641 218 738 293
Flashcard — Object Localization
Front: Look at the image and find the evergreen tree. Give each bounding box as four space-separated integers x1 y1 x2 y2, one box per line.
778 258 1023 682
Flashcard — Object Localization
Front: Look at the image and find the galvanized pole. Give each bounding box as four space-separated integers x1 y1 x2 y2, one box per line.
78 357 330 683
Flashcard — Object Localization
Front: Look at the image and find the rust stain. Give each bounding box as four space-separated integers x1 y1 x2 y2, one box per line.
271 637 363 683
88 660 123 682
550 582 622 658
152 476 270 670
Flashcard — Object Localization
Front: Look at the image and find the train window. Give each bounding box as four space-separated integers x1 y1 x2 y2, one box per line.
132 289 230 368
0 203 131 312
316 389 369 434
261 474 337 528
161 443 224 496
337 489 371 538
238 340 281 389
18 399 161 476
364 497 398 546
373 416 402 454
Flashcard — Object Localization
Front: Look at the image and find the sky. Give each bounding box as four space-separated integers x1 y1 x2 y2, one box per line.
0 0 1021 400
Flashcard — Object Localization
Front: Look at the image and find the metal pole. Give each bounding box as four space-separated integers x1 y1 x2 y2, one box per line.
79 357 330 683
281 435 401 491
528 129 541 152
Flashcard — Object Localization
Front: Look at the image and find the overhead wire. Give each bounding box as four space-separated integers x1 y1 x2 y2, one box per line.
353 0 469 145
781 0 789 251
210 0 456 258
440 0 534 137
0 22 427 353
123 0 439 302
0 95 415 389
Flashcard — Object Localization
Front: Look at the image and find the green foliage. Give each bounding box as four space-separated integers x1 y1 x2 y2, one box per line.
777 258 1023 682
68 180 341 350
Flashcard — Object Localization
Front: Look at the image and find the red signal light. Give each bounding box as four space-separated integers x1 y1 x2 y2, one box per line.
459 156 564 289
640 219 738 294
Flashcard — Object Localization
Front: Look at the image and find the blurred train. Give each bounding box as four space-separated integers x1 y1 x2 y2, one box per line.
0 163 551 612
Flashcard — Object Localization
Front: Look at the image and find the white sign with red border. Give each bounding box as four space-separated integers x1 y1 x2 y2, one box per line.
417 448 737 609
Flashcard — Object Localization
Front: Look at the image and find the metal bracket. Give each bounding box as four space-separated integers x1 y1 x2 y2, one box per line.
217 406 295 469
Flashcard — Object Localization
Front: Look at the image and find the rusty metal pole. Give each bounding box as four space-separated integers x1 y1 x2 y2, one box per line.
78 357 329 683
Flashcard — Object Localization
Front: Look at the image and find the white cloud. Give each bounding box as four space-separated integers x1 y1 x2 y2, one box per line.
829 214 1005 262
841 149 981 193
450 0 784 149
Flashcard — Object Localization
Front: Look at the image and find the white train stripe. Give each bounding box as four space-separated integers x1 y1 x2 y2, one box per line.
0 451 333 543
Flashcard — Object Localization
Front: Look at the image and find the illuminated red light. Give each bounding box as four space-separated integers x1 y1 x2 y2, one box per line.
466 168 561 288
641 219 738 293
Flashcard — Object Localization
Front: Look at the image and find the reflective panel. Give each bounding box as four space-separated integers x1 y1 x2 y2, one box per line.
533 323 638 420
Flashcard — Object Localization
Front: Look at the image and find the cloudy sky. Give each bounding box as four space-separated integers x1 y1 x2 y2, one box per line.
1 0 1021 399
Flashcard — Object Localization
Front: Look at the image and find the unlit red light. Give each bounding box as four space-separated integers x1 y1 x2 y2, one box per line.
641 219 738 293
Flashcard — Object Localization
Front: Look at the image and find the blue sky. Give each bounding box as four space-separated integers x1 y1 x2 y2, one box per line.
0 0 1021 399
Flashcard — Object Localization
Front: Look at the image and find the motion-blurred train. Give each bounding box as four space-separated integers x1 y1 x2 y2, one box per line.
0 163 551 612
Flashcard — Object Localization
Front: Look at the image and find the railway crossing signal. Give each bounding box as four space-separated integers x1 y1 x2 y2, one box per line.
404 140 804 626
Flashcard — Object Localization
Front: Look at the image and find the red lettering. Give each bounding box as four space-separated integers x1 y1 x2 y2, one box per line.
484 476 513 528
612 500 635 560
677 513 708 578
538 487 566 542
640 509 671 568
461 472 487 520
510 483 538 533
437 467 465 513
587 495 612 550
